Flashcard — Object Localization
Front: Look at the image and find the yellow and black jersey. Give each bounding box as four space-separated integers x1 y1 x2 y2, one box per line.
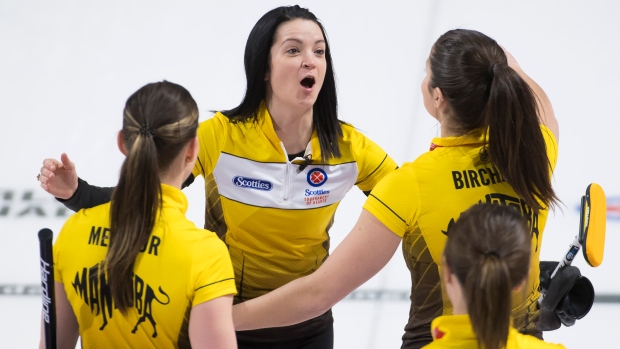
364 125 558 348
424 315 566 349
192 103 397 304
54 184 236 349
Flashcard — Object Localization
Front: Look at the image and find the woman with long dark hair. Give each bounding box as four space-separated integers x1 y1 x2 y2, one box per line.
38 6 397 348
232 29 560 348
42 81 237 348
425 203 565 349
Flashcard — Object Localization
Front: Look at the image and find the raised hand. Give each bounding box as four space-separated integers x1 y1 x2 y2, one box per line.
38 153 79 200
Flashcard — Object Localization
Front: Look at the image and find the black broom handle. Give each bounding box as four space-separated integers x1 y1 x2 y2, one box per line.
38 228 57 349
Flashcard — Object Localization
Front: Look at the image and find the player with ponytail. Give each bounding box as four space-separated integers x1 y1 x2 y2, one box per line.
428 29 558 211
45 81 237 348
107 82 200 312
426 203 564 349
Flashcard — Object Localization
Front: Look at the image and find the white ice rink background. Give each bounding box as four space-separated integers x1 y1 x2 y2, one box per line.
1 1 619 348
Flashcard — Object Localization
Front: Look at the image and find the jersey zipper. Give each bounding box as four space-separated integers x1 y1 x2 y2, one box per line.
281 143 291 202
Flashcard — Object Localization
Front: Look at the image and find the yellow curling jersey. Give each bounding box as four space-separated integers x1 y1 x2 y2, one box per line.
364 125 558 348
424 315 566 349
53 184 236 349
192 104 397 303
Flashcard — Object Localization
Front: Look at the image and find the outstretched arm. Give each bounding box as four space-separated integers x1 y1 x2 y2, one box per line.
503 47 559 142
38 153 113 211
233 210 401 330
39 282 79 349
190 295 237 349
38 153 80 200
39 153 196 212
57 178 114 212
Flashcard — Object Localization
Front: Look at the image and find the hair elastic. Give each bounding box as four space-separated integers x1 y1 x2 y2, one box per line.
139 123 154 137
488 61 501 75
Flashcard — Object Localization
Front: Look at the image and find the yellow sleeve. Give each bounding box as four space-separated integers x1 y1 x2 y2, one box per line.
541 124 558 173
346 125 398 192
192 235 237 306
363 165 420 238
192 113 229 178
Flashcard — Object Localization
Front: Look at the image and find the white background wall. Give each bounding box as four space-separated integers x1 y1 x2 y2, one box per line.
1 0 619 347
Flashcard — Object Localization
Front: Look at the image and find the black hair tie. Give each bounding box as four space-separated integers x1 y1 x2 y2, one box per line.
479 147 489 162
139 123 155 137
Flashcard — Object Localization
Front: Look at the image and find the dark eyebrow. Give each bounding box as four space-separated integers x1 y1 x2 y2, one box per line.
282 38 303 45
281 38 326 46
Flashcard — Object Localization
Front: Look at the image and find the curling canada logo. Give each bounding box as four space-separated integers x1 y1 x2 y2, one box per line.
307 168 328 187
233 176 273 191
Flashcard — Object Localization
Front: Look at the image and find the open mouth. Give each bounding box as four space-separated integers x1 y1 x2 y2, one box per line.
300 76 315 89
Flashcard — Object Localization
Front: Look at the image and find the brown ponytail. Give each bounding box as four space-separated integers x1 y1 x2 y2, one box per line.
465 253 512 349
429 29 559 211
107 81 198 312
445 203 531 349
484 61 557 211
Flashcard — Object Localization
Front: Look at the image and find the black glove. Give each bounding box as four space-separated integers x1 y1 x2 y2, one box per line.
538 261 595 331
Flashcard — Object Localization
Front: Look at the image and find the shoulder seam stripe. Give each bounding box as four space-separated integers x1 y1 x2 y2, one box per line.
355 154 389 185
305 160 357 166
197 156 206 176
195 277 235 292
307 160 356 166
368 194 408 225
222 151 286 164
